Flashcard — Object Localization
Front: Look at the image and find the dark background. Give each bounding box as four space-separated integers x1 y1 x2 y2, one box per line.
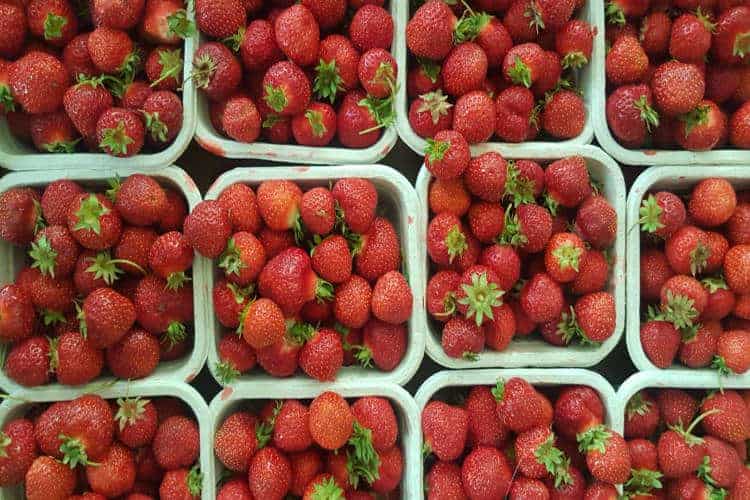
178 139 646 401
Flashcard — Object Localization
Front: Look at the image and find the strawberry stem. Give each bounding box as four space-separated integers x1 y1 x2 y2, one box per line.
444 224 468 263
59 435 97 468
264 84 288 114
634 95 660 132
187 466 203 496
508 56 532 88
457 271 505 326
150 48 183 89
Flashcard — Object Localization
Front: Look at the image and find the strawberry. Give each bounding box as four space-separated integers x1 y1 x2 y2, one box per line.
545 232 585 283
240 297 286 349
359 318 406 370
406 0 457 61
556 20 593 69
91 0 145 29
571 249 608 295
452 90 494 144
577 426 631 485
371 446 402 493
0 188 41 246
422 400 468 461
27 225 78 279
520 272 564 323
314 35 360 104
349 4 392 51
27 0 78 47
514 425 570 483
257 333 300 375
407 61 442 98
40 180 83 227
259 228 295 258
370 271 412 325
17 266 76 313
81 287 136 348
443 42 488 97
605 0 649 25
652 61 706 117
690 178 737 228
299 187 335 236
0 2 26 59
5 336 51 386
357 48 396 99
606 84 659 148
274 4 319 67
459 152 506 204
441 315 484 359
96 108 145 157
53 330 104 385
544 156 591 210
289 450 322 497
509 477 550 499
676 100 727 152
183 200 232 258
218 231 265 287
712 6 750 65
669 13 712 66
272 399 314 453
725 245 750 294
195 0 245 38
63 77 114 143
87 27 137 75
0 284 34 342
553 386 605 442
606 35 648 86
425 130 470 180
639 191 686 238
428 178 471 217
351 396 397 452
24 456 76 500
667 225 712 276
142 89 183 144
655 389 697 430
217 183 262 234
259 247 333 314
62 34 98 81
311 235 351 284
350 217 399 282
640 320 680 368
702 436 742 489
639 11 671 60
29 111 80 153
153 415 199 469
502 43 545 89
335 89 387 148
9 51 69 114
148 231 192 289
106 328 161 379
625 391 659 438
461 446 512 499
679 321 722 368
730 102 750 149
134 274 193 341
112 174 167 227
85 442 136 497
291 101 336 146
216 331 256 383
214 411 258 472
248 446 291 500
661 274 709 328
301 0 346 31
256 180 303 234
495 377 553 433
333 274 371 328
299 327 343 381
426 461 467 500
657 409 716 479
467 202 504 244
332 178 377 234
465 385 508 449
192 42 242 102
309 391 353 450
121 80 153 110
159 467 202 500
239 19 283 73
702 277 735 320
713 329 750 375
564 291 616 344
139 0 195 45
701 390 750 444
0 418 36 487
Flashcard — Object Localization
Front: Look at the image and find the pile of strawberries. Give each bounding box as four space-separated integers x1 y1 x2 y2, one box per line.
183 177 412 383
214 391 403 499
425 152 618 360
193 0 396 148
605 1 750 151
638 177 750 374
0 394 202 498
423 377 628 498
0 0 192 157
622 387 750 498
0 174 195 387
405 0 592 147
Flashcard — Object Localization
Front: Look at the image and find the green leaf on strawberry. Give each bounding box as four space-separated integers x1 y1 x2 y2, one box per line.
346 422 380 489
28 235 58 278
167 9 196 40
313 59 344 104
43 13 67 41
639 194 665 234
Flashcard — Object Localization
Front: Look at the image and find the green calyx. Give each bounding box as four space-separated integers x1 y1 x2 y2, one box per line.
662 290 699 330
305 110 327 138
417 90 453 125
48 336 60 372
144 111 169 143
457 271 505 326
668 409 720 447
115 396 149 432
166 271 190 291
605 1 626 26
698 455 718 487
444 224 468 263
151 48 183 89
558 306 598 346
310 477 344 500
690 242 710 276
462 351 479 361
288 321 315 346
680 104 711 136
635 95 660 132
524 1 545 32
0 431 10 458
222 27 245 52
187 466 203 496
42 309 66 326
264 84 288 113
417 58 440 83
255 400 282 449
346 422 381 489
262 113 284 129
733 31 750 59
316 278 335 303
99 120 134 156
42 139 80 154
85 252 122 285
639 194 665 234
454 11 492 43
576 424 611 454
76 302 87 338
497 208 528 247
313 59 344 104
695 8 716 33
562 51 588 70
534 433 573 488
358 94 396 134
218 238 247 278
0 84 15 113
702 276 728 293
491 378 505 402
116 51 141 85
190 54 217 89
543 192 560 217
425 138 450 163
215 361 240 385
354 344 373 368
227 282 254 304
504 161 536 207
43 13 67 40
59 434 97 468
371 62 396 95
624 468 663 496
29 235 59 278
435 291 457 319
74 194 109 235
167 9 195 39
508 56 532 88
106 175 121 202
711 355 733 378
552 241 582 272
162 321 187 350
626 392 653 420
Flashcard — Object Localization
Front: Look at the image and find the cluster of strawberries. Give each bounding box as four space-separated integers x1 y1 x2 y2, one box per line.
180 178 412 383
0 0 191 157
0 174 194 387
0 394 202 498
425 152 618 360
406 0 592 148
605 1 750 151
194 0 396 148
622 387 750 498
423 377 628 498
214 392 403 499
639 177 750 374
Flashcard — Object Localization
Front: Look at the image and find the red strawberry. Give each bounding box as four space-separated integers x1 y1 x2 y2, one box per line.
133 274 193 345
571 249 608 295
520 272 564 323
217 183 261 234
85 442 136 497
428 178 470 217
441 315 484 359
215 411 258 472
624 391 660 438
9 51 69 114
259 247 333 314
542 89 586 140
335 89 385 148
425 130 470 180
442 42 487 97
288 450 322 497
218 231 265 287
702 436 742 489
0 188 41 247
408 62 443 99
87 27 137 75
495 377 553 433
606 0 649 25
5 336 50 387
730 102 750 149
359 318 406 370
215 331 256 383
148 231 192 289
461 445 511 498
184 200 232 258
300 187 335 236
332 178 377 234
291 101 336 146
679 320 722 369
106 328 161 379
665 225 709 276
661 274 708 328
113 174 167 227
351 396 397 452
461 152 507 204
40 180 83 228
465 385 508 448
544 156 591 210
556 20 593 69
357 48 396 99
159 467 202 499
608 84 660 148
0 284 35 342
701 390 750 444
81 287 136 348
640 320 680 369
63 78 114 143
53 330 103 385
142 90 183 145
370 271 412 325
426 461 467 500
639 191 686 238
503 42 545 89
24 456 76 500
301 0 346 31
406 0 457 61
332 274 371 328
712 6 750 65
353 217 400 281
256 179 303 233
121 80 153 110
240 297 286 350
544 232 585 283
91 0 145 29
605 35 648 86
451 90 494 145
66 193 122 250
27 0 78 47
195 0 245 38
248 446 291 499
311 235 352 284
349 4 392 51
713 329 750 375
28 111 79 153
0 418 36 487
422 400 468 461
690 178 737 228
656 389 697 429
725 245 750 294
299 327 343 381
675 100 727 152
553 386 605 442
578 426 631 485
238 19 283 73
271 400 313 453
192 42 242 102
153 415 199 470
0 2 26 59
96 108 145 157
314 34 360 104
309 391 353 450
652 61 706 117
28 225 78 280
274 4 319 67
139 0 194 45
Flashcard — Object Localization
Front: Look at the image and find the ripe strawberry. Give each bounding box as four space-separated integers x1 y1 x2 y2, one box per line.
520 272 564 323
134 274 193 342
606 35 649 86
291 101 336 146
606 84 659 148
248 446 291 500
655 389 697 430
85 442 136 497
259 247 333 314
451 90 494 144
81 287 136 348
701 390 750 444
357 48 396 99
466 202 503 244
299 327 343 381
91 0 144 29
195 0 244 38
331 274 370 328
640 320 680 368
147 231 191 289
461 445 511 498
730 102 750 149
358 318 406 370
218 231 265 287
159 467 202 500
351 396 397 452
24 456 76 500
314 34 360 102
5 336 51 386
571 249 608 295
503 43 545 89
237 19 282 74
652 61 706 117
713 329 750 375
301 0 346 31
443 42 488 97
139 0 193 44
494 86 535 143
0 188 42 247
544 156 591 210
542 90 586 140
349 4 392 52
0 284 35 342
216 332 256 383
39 180 82 228
274 4 319 67
153 415 199 469
725 245 750 294
544 232 585 283
422 400 468 461
370 270 412 325
556 20 593 69
689 178 737 228
425 130 470 180
27 225 78 280
27 0 78 47
675 100 727 152
96 108 145 157
310 235 351 285
240 297 286 350
192 42 242 102
63 78 114 143
624 391 659 438
665 225 710 277
299 188 334 237
288 450 322 497
112 174 166 228
53 330 104 385
87 27 137 75
669 11 713 65
661 274 709 328
335 89 385 148
256 179 303 233
271 400 313 453
712 6 750 65
0 418 36 487
553 386 605 443
679 320 722 368
577 426 631 484
217 183 261 234
461 152 507 204
28 110 80 153
0 2 26 59
121 80 153 111
426 461 467 500
106 328 161 379
701 436 742 489
639 191 686 238
441 315 484 359
16 265 76 313
406 0 457 61
331 178 377 234
606 0 649 25
9 51 69 114
184 200 232 258
142 89 184 145
309 391 353 450
495 377 553 433
464 386 508 449
145 46 183 91
214 411 258 472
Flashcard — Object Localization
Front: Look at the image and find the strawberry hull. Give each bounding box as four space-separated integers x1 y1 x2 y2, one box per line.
204 165 425 387
209 381 420 500
626 166 750 383
0 380 212 499
418 145 626 369
0 167 209 393
415 368 621 499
